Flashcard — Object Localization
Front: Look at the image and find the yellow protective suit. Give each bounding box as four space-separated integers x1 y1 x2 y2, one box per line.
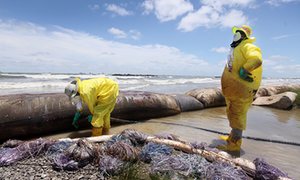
76 77 119 131
221 38 262 130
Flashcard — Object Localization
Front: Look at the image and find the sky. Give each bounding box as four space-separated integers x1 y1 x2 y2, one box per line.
0 0 300 78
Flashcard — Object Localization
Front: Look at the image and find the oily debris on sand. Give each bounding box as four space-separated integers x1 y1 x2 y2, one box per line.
0 129 291 179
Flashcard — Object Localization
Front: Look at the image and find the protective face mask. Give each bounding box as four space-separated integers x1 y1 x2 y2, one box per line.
233 32 242 42
71 95 83 111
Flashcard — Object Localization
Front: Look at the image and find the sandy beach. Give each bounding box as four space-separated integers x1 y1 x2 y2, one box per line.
44 105 300 179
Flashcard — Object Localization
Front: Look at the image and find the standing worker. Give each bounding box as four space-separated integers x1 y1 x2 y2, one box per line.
65 77 119 136
219 25 263 151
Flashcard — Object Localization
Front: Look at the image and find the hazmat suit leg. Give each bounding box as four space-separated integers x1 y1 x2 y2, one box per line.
92 126 103 137
90 111 105 136
102 115 110 135
218 87 254 151
225 96 253 131
91 99 117 136
102 103 116 135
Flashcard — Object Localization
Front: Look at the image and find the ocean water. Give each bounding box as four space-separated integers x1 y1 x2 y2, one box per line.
1 72 300 95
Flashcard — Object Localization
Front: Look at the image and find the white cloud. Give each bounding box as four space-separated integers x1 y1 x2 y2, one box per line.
267 55 290 61
219 9 248 27
211 47 230 53
142 0 154 15
88 4 100 11
129 30 142 40
108 27 127 39
266 0 300 6
142 0 297 32
272 34 290 40
263 55 300 77
272 64 300 71
142 0 193 22
202 0 256 11
271 34 298 40
106 4 132 16
263 55 289 67
177 0 252 32
270 64 300 77
108 28 142 40
140 0 259 32
178 6 248 31
178 6 219 31
0 19 213 75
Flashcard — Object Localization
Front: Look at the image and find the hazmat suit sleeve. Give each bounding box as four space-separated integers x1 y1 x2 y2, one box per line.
76 78 97 114
241 43 262 72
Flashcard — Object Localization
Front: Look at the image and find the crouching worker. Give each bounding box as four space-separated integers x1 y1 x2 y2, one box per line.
219 25 263 151
65 77 119 136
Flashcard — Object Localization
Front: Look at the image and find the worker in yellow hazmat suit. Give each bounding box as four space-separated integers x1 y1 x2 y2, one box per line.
65 77 119 136
218 25 263 151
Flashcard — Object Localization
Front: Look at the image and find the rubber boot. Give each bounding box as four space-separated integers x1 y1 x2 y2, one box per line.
217 137 242 151
219 133 231 141
220 129 242 142
217 129 242 151
102 128 110 135
91 127 103 137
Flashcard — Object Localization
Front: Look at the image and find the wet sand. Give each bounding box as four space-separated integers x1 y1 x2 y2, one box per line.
45 106 300 179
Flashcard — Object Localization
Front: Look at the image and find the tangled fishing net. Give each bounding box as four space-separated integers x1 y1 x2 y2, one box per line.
205 161 249 179
254 158 289 180
0 129 291 179
140 142 173 163
0 138 54 166
50 139 97 171
149 153 210 179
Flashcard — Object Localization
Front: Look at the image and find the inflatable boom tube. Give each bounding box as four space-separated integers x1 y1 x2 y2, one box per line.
0 91 181 141
0 93 91 141
1 85 297 141
112 91 181 120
